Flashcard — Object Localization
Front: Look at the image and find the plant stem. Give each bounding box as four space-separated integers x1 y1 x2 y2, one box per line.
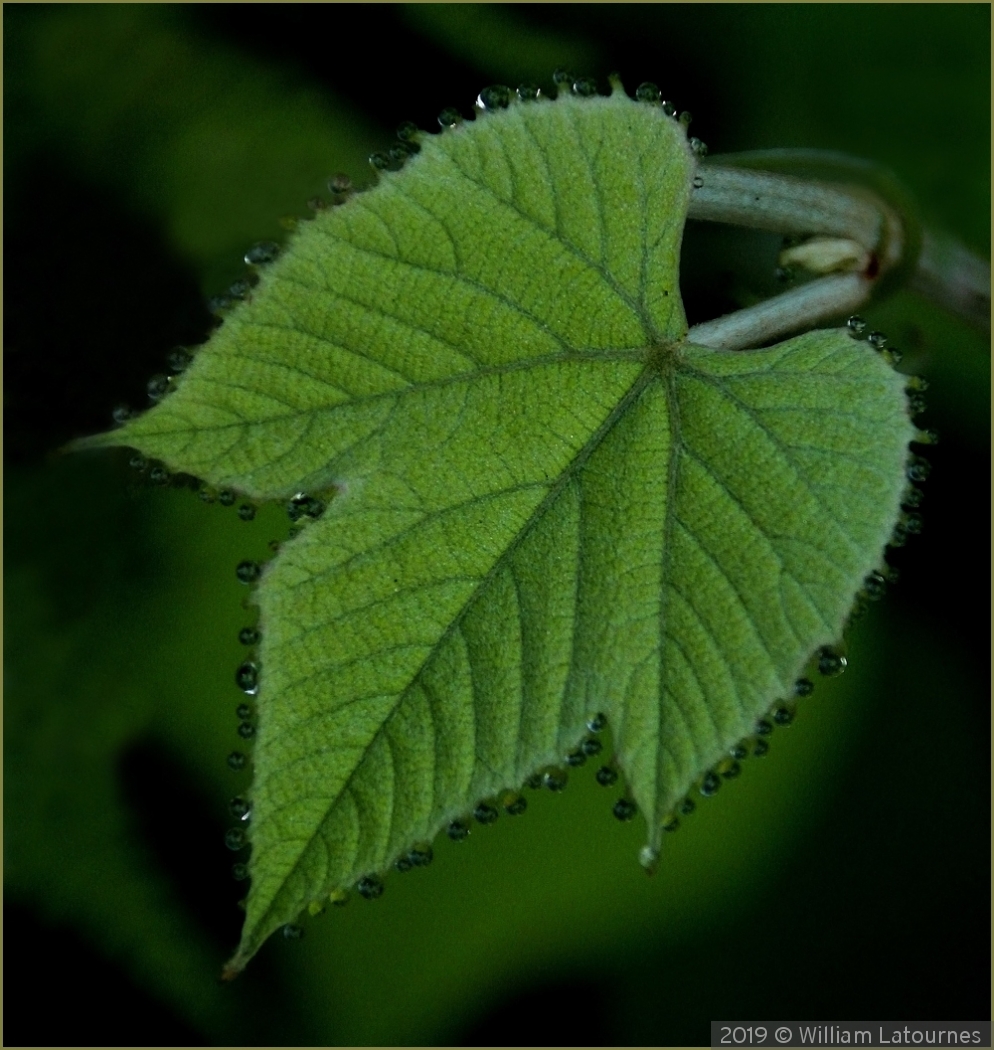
688 274 872 351
687 165 886 252
688 156 990 339
910 228 991 335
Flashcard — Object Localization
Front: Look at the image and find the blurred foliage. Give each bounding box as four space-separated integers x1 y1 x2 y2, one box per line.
4 4 988 1045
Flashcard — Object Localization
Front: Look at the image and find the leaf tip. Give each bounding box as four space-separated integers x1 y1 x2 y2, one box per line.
639 844 660 875
63 429 120 456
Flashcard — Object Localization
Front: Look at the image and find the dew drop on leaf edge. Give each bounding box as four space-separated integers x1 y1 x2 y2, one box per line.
229 796 251 818
236 561 261 584
356 875 384 900
225 827 246 851
612 798 637 821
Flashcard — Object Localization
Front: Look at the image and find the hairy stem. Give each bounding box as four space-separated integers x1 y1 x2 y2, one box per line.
688 154 989 338
687 165 887 252
688 274 872 351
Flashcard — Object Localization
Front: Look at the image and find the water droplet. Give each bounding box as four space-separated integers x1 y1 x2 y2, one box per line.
227 751 247 771
752 738 770 758
146 374 170 402
328 174 353 196
847 315 868 337
228 278 253 300
127 456 147 476
552 69 574 93
902 512 923 535
306 196 326 214
543 768 568 791
719 759 741 780
473 802 499 825
635 81 661 104
236 704 252 723
388 145 413 168
699 771 721 796
167 347 192 373
913 428 938 446
581 737 603 757
502 792 527 816
689 136 708 157
516 83 540 102
729 742 748 760
906 376 929 392
884 348 903 366
232 862 249 881
235 662 259 693
281 923 304 940
396 121 420 143
595 766 618 787
239 627 260 646
773 705 794 727
113 404 134 425
679 111 692 129
902 486 924 509
794 677 815 697
692 175 704 189
863 571 887 601
198 488 217 503
906 456 931 483
477 85 511 110
586 713 607 733
216 490 235 507
754 719 773 737
678 797 696 816
225 827 246 850
565 749 586 767
572 76 597 97
238 504 256 522
148 466 170 486
817 647 847 677
867 330 888 350
229 796 251 819
661 812 680 832
907 393 927 417
308 900 327 917
613 798 637 821
236 561 261 584
237 721 256 740
329 888 350 906
394 856 413 873
356 874 384 900
287 493 324 521
662 100 677 118
245 242 280 266
208 294 234 315
524 773 543 790
407 845 433 867
447 819 470 841
437 107 462 128
639 845 660 873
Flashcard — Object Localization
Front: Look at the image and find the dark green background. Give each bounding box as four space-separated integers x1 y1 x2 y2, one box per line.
4 5 989 1046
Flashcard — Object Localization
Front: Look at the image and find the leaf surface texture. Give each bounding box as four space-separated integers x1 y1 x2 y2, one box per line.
82 87 914 971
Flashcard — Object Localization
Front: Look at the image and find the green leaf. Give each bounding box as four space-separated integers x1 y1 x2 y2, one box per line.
77 83 916 973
